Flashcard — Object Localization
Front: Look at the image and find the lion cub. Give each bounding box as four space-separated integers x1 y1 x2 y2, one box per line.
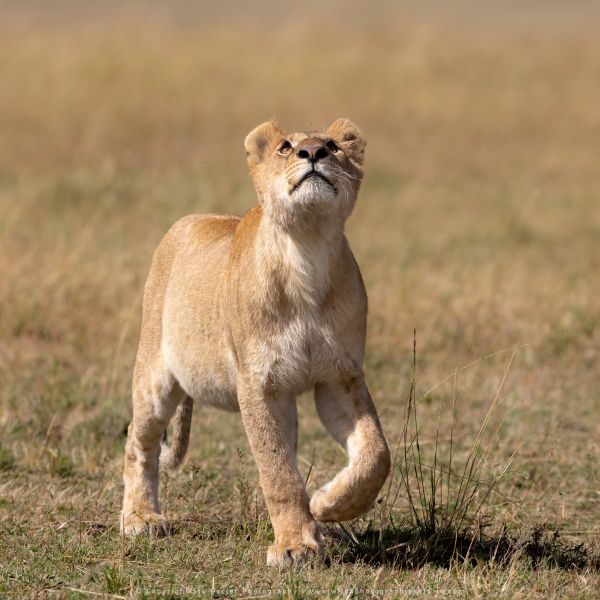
121 118 391 566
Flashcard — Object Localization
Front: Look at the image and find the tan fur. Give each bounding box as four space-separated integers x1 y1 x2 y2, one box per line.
121 118 391 566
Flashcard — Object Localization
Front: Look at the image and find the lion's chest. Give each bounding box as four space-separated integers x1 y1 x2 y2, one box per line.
250 313 339 395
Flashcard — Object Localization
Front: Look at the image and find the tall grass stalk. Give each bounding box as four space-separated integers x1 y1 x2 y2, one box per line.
346 333 522 567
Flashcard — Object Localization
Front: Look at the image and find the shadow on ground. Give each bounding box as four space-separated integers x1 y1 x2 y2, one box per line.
327 523 600 571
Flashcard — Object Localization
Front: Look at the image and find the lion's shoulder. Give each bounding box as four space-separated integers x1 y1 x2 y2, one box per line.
165 213 241 247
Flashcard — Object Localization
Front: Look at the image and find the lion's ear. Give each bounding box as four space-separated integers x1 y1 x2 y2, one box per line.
244 120 284 166
326 118 366 166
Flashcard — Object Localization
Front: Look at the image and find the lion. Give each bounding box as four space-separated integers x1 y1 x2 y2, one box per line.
121 118 391 566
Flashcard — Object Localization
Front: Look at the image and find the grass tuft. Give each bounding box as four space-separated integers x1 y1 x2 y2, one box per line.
103 564 129 596
331 333 599 573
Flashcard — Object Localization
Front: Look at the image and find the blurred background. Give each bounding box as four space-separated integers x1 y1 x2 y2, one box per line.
0 0 599 592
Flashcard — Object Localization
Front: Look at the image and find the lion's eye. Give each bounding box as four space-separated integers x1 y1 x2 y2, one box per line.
326 140 339 153
278 140 292 155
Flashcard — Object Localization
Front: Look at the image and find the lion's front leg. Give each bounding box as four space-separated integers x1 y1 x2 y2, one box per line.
311 376 391 522
237 376 322 567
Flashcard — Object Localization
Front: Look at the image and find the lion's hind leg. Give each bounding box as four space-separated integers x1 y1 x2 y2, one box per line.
121 361 185 537
310 378 390 522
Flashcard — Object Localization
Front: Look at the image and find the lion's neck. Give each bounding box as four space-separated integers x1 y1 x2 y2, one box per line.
255 210 345 308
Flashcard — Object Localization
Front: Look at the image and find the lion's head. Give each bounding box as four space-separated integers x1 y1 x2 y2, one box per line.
244 118 366 228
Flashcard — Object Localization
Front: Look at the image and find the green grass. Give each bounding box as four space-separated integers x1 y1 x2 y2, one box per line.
1 2 600 597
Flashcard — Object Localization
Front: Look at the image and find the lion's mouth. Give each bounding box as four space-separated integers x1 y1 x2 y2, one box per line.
291 169 335 193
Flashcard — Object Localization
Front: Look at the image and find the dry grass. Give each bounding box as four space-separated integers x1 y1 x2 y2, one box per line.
1 1 599 597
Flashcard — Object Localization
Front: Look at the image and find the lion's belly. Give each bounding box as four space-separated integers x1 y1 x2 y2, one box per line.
179 375 239 412
162 337 240 411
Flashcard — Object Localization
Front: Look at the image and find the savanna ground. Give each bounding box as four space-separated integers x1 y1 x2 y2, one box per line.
1 1 599 597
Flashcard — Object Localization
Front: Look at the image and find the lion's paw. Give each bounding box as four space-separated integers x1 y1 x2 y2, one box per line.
310 487 371 522
266 523 323 568
121 511 170 537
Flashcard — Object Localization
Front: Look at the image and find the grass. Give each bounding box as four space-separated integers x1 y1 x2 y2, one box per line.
1 1 600 597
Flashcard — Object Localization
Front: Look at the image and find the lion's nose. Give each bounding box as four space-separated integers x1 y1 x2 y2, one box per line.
297 144 329 163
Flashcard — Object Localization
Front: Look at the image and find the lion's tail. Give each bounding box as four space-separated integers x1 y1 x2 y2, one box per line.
160 396 193 471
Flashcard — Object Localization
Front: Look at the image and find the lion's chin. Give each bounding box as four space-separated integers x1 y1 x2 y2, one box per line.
290 176 337 205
